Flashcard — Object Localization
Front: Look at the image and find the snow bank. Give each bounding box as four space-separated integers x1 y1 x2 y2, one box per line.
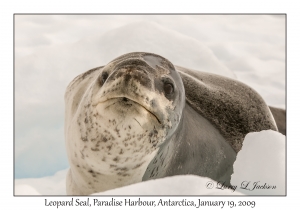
231 130 285 195
15 184 41 195
15 169 67 195
94 175 243 196
80 21 236 78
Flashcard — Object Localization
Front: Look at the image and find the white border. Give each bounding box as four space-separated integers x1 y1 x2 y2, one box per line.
2 0 297 209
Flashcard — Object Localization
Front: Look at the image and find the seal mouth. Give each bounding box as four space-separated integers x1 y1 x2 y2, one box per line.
101 96 161 124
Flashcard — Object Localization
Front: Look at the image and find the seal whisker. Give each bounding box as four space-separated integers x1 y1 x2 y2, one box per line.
133 117 142 128
103 97 162 124
104 101 117 109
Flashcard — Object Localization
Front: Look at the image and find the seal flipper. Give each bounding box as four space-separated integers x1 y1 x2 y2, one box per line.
268 106 286 135
176 65 278 153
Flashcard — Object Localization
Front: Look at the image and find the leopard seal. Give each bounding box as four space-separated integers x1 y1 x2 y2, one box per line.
65 52 278 195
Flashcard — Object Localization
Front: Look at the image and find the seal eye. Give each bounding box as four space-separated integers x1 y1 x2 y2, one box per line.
163 82 174 95
101 72 109 84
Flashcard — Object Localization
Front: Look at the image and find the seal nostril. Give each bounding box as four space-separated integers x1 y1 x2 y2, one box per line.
123 97 128 102
101 72 109 85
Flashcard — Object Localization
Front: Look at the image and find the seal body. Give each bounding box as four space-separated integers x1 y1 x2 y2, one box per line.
65 52 278 195
143 66 279 182
142 104 236 183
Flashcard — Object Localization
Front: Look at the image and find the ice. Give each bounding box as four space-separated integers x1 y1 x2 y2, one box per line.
95 175 243 195
231 130 285 195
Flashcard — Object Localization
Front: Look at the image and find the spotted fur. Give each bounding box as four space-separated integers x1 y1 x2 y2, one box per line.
65 52 184 195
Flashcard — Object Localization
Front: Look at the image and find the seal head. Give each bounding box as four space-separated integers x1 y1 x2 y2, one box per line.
65 52 185 195
93 52 185 140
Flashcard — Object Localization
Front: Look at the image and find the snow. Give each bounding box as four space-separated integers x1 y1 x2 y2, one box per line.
15 171 244 196
94 175 243 196
15 169 68 195
231 130 285 195
14 15 286 196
